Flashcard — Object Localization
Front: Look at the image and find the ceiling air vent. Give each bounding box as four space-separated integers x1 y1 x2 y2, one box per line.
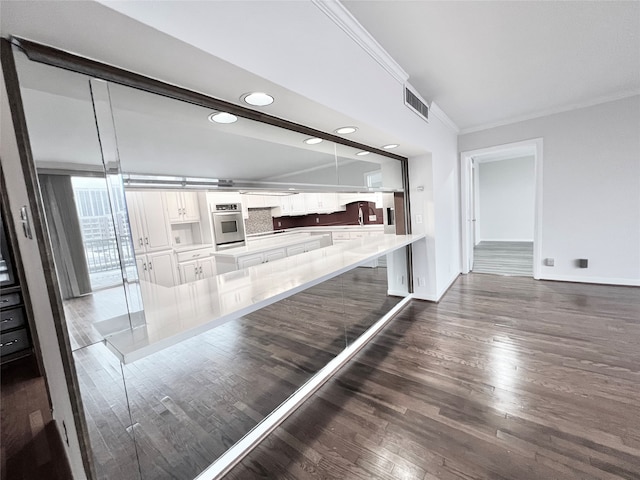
404 83 430 123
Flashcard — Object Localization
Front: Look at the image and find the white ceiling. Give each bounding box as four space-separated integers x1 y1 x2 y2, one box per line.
343 0 640 133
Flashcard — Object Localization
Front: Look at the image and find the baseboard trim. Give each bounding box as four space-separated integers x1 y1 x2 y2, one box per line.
539 274 640 287
478 239 534 243
194 294 415 480
387 289 409 297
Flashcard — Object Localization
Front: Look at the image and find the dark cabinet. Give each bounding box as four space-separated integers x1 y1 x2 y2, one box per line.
0 210 32 363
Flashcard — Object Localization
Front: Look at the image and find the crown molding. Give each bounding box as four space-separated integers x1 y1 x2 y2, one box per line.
312 0 408 84
460 89 640 135
429 101 459 133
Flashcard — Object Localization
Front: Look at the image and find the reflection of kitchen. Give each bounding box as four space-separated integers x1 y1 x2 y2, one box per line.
126 188 401 287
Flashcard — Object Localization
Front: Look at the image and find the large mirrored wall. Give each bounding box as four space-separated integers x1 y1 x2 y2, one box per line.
13 43 417 480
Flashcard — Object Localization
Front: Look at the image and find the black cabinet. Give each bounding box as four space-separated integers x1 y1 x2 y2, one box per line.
0 210 32 363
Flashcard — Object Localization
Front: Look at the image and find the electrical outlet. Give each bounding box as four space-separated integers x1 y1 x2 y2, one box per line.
316 217 319 224
277 221 282 227
543 258 554 266
418 277 425 287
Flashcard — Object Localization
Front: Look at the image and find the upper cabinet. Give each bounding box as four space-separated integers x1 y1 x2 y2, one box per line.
271 193 345 217
126 191 173 254
165 191 200 223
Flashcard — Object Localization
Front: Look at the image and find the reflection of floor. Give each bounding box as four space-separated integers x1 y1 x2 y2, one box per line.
67 266 398 480
473 241 533 276
227 273 640 480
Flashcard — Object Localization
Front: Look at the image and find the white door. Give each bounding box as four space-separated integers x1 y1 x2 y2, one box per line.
179 260 199 284
181 192 200 222
139 191 172 251
198 257 215 279
147 250 177 287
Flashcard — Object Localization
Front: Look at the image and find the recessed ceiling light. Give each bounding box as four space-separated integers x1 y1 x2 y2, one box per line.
334 126 358 135
304 137 323 145
382 144 399 149
242 92 274 107
356 151 370 156
208 112 238 124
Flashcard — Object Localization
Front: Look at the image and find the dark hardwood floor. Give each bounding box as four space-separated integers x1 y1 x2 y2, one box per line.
225 274 640 480
0 356 72 480
69 264 399 480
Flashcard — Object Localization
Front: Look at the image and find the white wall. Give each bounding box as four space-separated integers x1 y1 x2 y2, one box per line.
477 156 535 242
460 96 640 285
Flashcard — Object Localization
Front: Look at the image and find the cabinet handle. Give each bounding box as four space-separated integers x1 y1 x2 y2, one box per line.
145 237 149 245
199 266 203 275
1 339 19 347
1 318 13 323
143 262 147 271
1 299 9 304
149 261 153 271
139 238 143 247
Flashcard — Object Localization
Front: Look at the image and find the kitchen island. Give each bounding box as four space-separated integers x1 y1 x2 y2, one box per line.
103 233 424 363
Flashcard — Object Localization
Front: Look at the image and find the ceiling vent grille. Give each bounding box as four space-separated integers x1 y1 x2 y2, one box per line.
404 83 430 123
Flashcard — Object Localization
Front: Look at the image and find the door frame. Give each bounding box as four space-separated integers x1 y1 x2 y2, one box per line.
460 138 543 279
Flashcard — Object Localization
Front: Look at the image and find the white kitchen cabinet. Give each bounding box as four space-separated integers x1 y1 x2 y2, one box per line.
177 256 215 284
286 244 305 257
136 250 178 287
126 190 172 253
237 253 265 269
290 194 306 215
263 248 286 263
165 191 200 223
245 194 265 209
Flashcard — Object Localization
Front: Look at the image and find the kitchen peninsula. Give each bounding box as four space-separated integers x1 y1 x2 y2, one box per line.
103 233 423 363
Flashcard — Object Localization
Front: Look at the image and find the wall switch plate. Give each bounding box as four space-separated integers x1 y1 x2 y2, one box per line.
416 214 423 224
369 215 377 221
277 221 282 227
418 277 425 287
578 258 588 268
316 217 319 223
543 258 554 266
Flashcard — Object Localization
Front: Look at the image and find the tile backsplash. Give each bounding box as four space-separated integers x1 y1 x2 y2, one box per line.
245 208 274 235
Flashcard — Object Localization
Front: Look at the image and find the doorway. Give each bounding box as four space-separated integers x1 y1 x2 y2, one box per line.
460 139 543 279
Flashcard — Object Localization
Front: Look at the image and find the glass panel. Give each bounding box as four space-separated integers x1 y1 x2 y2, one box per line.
13 48 141 479
335 143 404 190
106 83 340 187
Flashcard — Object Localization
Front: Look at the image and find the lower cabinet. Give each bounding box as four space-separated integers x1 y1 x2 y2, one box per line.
178 257 215 284
136 250 178 287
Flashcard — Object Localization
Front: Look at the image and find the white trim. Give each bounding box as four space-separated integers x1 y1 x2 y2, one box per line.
312 0 409 84
478 238 535 242
540 274 640 287
460 90 640 134
194 294 415 480
460 138 543 280
387 289 409 297
430 101 459 133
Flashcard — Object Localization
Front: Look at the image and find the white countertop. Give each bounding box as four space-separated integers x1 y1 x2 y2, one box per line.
104 233 424 364
172 243 214 253
213 232 328 259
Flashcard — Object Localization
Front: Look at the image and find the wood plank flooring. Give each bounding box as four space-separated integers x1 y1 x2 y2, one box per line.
0 356 71 480
473 241 533 276
69 264 398 480
225 274 640 480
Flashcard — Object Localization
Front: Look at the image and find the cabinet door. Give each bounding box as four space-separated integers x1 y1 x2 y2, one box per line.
238 253 264 269
138 191 172 251
147 250 177 287
304 239 322 252
179 260 199 284
164 191 183 222
198 257 215 279
135 255 149 282
290 194 306 215
264 248 285 263
126 192 145 254
181 192 200 222
286 244 305 257
279 197 291 216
